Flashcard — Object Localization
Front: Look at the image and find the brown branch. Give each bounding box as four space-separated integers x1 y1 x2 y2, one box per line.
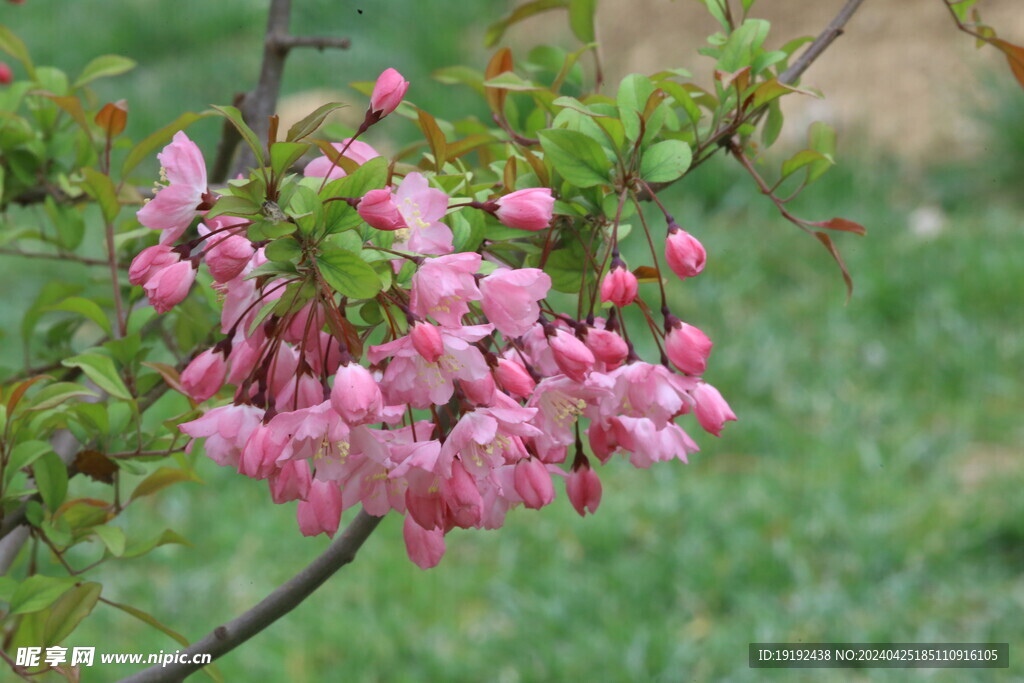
779 0 869 85
118 509 384 683
275 35 351 51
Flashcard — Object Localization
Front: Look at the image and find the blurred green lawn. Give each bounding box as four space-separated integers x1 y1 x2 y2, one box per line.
3 1 1023 681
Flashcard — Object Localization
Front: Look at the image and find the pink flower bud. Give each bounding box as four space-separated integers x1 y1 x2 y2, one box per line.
600 263 638 307
369 67 409 117
143 260 196 313
460 373 496 406
585 327 628 369
0 62 12 85
238 424 284 480
548 329 594 382
411 322 444 363
494 188 554 231
566 462 602 516
357 188 407 231
296 479 343 537
441 460 483 528
180 348 227 402
495 358 535 398
129 244 179 286
269 460 311 504
692 381 737 436
514 458 555 510
331 362 383 425
405 489 445 531
205 234 254 283
403 515 446 570
665 319 712 375
665 226 706 279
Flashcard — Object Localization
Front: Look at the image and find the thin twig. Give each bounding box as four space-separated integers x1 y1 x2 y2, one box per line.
779 0 869 85
118 509 384 683
0 247 117 268
275 35 351 51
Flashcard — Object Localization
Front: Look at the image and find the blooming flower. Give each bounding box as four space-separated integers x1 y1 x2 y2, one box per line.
392 173 453 255
479 268 551 338
136 131 208 244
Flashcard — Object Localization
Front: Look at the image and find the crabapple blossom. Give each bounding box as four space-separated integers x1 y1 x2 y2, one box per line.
664 318 713 376
600 260 639 307
665 224 707 279
136 131 208 244
369 67 409 118
493 188 555 231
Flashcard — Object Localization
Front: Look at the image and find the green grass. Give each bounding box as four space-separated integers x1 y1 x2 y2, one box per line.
3 2 1024 681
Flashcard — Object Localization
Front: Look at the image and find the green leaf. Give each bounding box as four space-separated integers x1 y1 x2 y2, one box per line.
316 248 383 300
42 581 101 645
264 237 302 262
9 576 76 615
130 467 201 502
122 111 208 177
485 0 569 47
481 72 542 91
205 194 260 220
539 129 611 188
73 55 136 89
0 23 36 80
544 245 586 293
122 528 192 559
79 167 120 223
61 353 131 400
33 452 68 511
45 296 113 337
617 73 655 141
269 142 310 177
0 576 18 602
5 441 52 486
640 140 692 183
93 525 126 557
103 597 190 646
568 0 598 43
212 105 265 165
24 382 99 412
286 102 348 142
806 121 836 184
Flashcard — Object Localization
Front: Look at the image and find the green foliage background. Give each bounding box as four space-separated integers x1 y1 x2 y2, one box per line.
2 1 1022 680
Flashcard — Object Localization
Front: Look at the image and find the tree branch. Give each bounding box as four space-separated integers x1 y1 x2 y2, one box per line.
779 0 868 85
118 509 384 683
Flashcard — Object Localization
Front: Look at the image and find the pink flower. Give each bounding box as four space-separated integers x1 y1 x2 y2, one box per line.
566 460 602 516
692 381 737 436
0 62 12 85
238 423 289 480
410 252 481 327
129 245 179 286
494 357 535 399
393 173 453 255
369 68 409 117
403 515 446 569
479 268 551 338
514 458 555 509
600 262 639 307
664 319 712 376
296 479 343 537
180 404 263 468
584 325 628 370
369 324 493 409
548 329 595 382
440 460 484 528
143 260 196 313
528 375 611 462
304 139 380 181
330 362 384 425
665 226 706 279
434 402 539 478
610 417 699 468
494 188 554 231
268 460 312 504
358 188 407 231
136 131 208 244
180 348 227 402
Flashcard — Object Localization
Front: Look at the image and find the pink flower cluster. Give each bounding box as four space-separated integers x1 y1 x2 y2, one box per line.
132 69 735 569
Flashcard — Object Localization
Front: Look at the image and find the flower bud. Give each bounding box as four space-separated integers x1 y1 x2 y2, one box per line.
205 234 253 283
584 327 628 369
495 358 535 399
143 260 196 313
692 381 737 436
514 458 555 510
296 479 343 537
566 461 602 516
494 188 554 231
460 373 496 406
129 244 179 286
358 188 407 231
665 226 706 279
331 362 383 425
441 460 483 528
269 460 312 504
411 322 444 363
600 262 638 307
548 329 594 382
180 348 227 402
0 62 12 85
369 67 409 117
665 319 712 375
